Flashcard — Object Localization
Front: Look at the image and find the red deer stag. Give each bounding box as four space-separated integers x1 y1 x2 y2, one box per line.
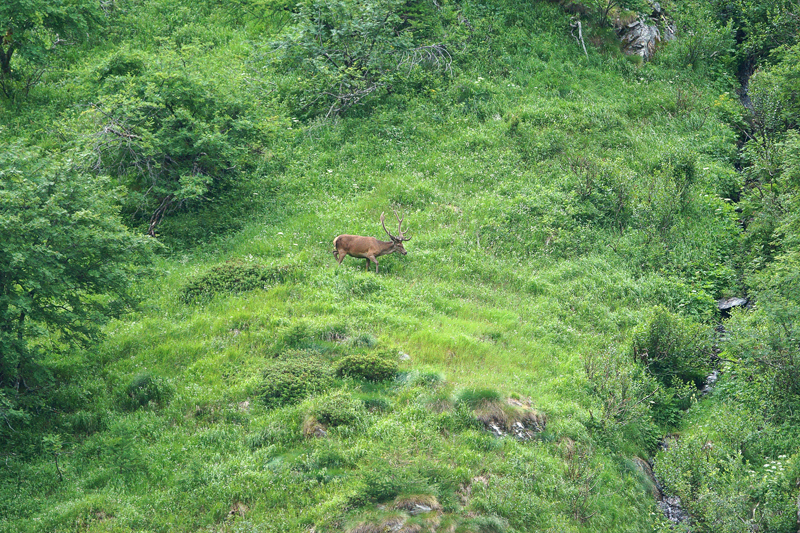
333 211 410 273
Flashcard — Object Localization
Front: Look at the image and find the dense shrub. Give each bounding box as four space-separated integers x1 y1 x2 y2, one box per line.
269 0 464 118
631 306 712 387
336 353 398 382
354 463 433 504
583 346 660 451
306 390 364 428
82 57 256 234
181 262 297 302
259 357 334 408
116 373 174 411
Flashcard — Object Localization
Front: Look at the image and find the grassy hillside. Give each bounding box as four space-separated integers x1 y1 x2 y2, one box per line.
2 0 799 532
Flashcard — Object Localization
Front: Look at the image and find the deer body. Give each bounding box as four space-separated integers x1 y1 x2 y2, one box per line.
333 211 410 273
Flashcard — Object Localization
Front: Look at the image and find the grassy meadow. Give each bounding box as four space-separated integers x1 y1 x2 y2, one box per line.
3 0 798 532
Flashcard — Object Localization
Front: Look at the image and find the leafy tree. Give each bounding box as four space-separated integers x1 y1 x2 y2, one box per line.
0 142 153 425
271 0 460 118
83 58 248 234
664 1 735 72
0 0 100 98
738 45 800 271
709 0 800 80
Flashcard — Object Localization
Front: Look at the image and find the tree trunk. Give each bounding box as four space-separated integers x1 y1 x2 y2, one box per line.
0 31 14 77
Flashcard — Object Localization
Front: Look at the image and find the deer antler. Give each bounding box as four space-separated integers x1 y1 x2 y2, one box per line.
393 209 410 241
381 210 411 241
380 212 393 240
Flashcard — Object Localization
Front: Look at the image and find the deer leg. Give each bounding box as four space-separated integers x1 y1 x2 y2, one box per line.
367 255 379 273
336 250 346 265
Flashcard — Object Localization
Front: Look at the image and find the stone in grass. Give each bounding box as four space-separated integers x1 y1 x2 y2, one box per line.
393 495 442 516
302 416 328 438
473 398 547 441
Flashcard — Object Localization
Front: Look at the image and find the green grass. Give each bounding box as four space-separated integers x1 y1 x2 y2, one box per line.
0 0 764 531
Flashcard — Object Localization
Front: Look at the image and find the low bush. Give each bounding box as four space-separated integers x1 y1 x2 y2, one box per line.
116 373 174 411
306 390 364 428
631 306 712 387
356 463 433 504
336 353 398 382
454 515 509 533
181 262 298 302
259 357 334 408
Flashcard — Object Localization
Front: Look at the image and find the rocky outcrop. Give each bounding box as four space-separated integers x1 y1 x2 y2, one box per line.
619 20 661 61
617 2 675 62
477 398 546 441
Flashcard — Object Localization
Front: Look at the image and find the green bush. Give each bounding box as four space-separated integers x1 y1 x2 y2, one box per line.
259 357 334 408
336 353 398 382
116 373 174 411
454 515 509 533
269 0 462 118
355 463 433 504
83 57 258 234
306 390 364 428
181 262 297 302
631 306 712 387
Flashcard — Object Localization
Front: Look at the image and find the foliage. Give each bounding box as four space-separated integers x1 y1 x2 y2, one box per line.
583 346 660 451
709 0 800 78
336 352 398 382
655 431 800 533
582 0 648 27
259 356 335 408
658 1 735 74
356 462 434 504
723 263 800 426
81 57 252 234
269 0 462 118
181 261 298 301
631 306 712 387
116 372 175 411
305 389 364 427
0 0 101 99
0 143 152 419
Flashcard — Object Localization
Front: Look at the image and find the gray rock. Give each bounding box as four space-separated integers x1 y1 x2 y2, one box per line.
620 20 661 61
632 456 662 500
659 495 690 525
701 370 719 395
718 297 747 310
408 504 433 516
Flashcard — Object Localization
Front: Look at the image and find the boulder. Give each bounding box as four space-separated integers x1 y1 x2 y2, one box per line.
616 2 675 61
631 456 662 500
718 297 747 311
619 20 661 61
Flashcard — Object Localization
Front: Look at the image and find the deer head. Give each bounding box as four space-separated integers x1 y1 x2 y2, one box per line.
380 209 411 256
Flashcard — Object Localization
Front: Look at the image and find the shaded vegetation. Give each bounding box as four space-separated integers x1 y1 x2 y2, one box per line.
1 0 799 531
